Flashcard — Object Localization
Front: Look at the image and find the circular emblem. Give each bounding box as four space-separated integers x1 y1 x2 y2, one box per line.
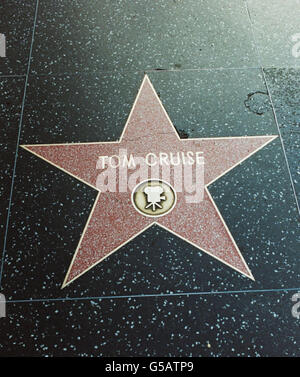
131 179 177 217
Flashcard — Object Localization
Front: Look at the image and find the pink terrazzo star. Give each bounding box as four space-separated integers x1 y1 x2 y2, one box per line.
22 75 277 287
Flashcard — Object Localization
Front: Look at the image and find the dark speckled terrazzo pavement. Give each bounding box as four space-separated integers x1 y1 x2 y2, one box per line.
263 68 300 203
0 78 25 263
0 0 299 357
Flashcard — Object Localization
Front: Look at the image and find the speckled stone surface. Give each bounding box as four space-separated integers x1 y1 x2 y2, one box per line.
0 77 25 262
247 0 300 68
264 68 300 203
1 291 300 356
2 138 299 300
21 69 276 145
30 0 258 74
20 76 278 286
147 69 275 138
2 73 298 301
21 72 144 144
0 0 299 358
0 0 36 75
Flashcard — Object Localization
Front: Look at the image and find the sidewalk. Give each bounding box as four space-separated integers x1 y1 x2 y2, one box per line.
0 0 299 357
